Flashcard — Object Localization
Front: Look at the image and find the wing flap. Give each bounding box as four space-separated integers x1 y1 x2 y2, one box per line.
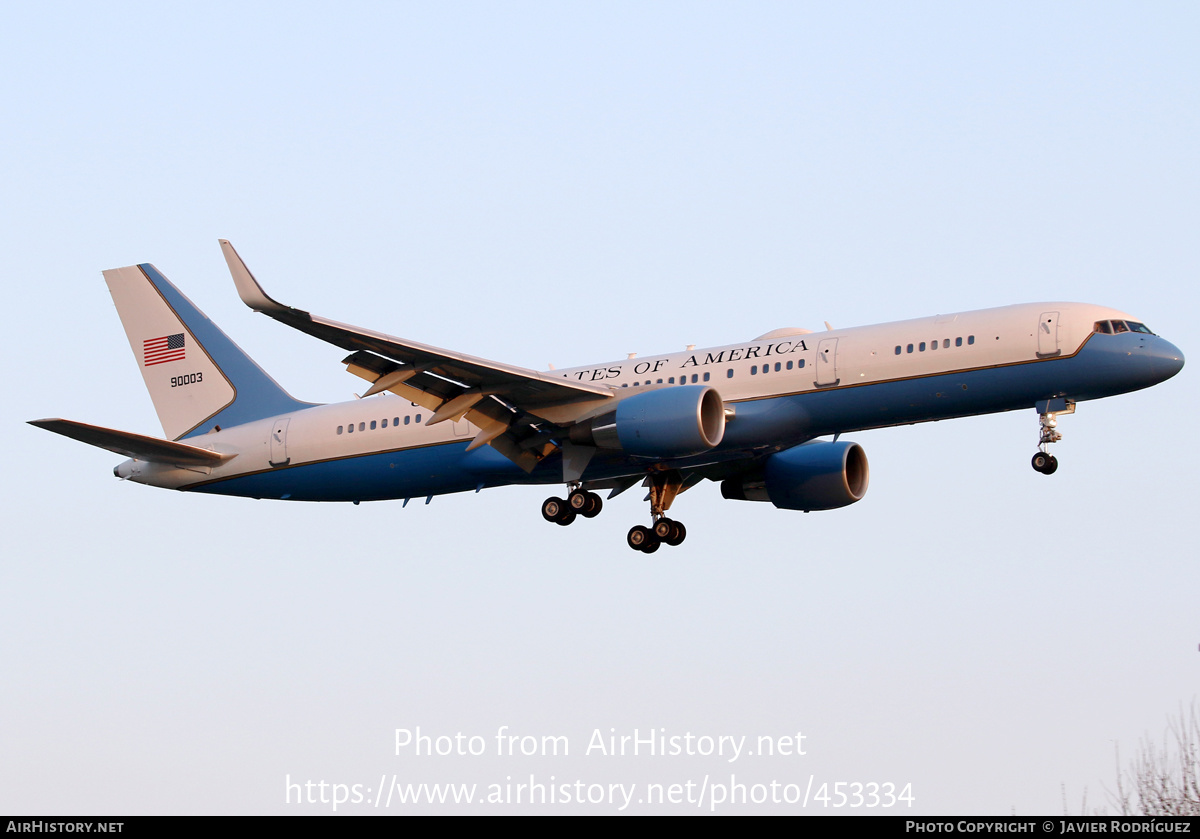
344 353 444 411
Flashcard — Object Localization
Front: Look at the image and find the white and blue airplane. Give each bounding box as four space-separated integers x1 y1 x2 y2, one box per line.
31 241 1184 552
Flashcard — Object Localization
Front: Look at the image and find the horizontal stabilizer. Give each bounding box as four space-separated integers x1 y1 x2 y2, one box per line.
29 419 235 467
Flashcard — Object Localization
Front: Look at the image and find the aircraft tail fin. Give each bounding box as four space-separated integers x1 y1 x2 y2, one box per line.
102 263 314 441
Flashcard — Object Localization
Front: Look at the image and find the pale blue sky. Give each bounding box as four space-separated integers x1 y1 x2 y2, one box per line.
2 2 1196 814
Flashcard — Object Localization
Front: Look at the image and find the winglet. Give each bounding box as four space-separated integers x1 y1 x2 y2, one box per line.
219 239 295 316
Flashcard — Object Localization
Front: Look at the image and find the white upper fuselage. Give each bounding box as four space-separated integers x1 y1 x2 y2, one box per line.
554 301 1112 396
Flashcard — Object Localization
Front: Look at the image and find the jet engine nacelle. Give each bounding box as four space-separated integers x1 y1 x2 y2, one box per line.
721 440 869 511
569 385 726 458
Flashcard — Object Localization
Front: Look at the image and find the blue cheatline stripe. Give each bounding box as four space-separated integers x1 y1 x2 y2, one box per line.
187 441 526 502
138 264 317 439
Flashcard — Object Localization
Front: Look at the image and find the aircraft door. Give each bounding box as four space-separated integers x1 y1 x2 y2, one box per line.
452 419 471 437
1037 311 1061 357
814 338 840 387
269 417 291 467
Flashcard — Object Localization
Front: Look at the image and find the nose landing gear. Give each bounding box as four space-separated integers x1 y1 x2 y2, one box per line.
1031 399 1074 475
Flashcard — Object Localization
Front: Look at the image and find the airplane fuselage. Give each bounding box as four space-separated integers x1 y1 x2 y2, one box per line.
118 300 1183 503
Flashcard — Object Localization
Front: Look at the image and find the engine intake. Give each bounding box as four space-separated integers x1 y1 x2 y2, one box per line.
721 440 869 511
569 386 726 458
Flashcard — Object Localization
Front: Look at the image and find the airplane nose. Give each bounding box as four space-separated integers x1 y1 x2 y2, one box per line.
1149 336 1185 383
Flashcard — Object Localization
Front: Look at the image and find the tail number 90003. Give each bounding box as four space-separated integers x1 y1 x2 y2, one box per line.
170 372 203 387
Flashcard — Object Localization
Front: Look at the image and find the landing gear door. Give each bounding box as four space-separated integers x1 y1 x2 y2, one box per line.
1037 312 1061 358
814 338 840 387
269 417 291 467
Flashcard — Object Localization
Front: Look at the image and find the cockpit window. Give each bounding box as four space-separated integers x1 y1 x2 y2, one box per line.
1094 319 1155 336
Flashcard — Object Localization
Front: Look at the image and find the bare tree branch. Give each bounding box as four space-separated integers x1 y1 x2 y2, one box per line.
1109 702 1200 816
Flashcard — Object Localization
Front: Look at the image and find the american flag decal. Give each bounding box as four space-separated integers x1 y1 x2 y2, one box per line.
143 333 186 366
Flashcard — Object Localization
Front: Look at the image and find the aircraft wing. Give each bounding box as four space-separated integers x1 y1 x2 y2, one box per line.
221 240 611 411
220 240 614 470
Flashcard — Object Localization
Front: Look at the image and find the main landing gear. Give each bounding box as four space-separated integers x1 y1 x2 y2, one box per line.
1031 401 1073 475
541 487 603 526
626 469 688 554
626 518 686 553
539 470 691 553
